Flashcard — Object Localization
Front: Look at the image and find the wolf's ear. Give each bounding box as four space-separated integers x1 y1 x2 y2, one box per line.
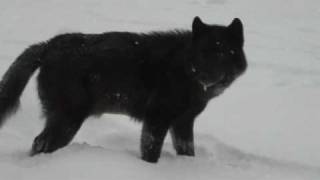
228 18 244 46
192 16 207 37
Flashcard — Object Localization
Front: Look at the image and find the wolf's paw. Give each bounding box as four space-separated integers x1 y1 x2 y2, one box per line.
30 132 56 156
141 153 159 163
175 142 195 156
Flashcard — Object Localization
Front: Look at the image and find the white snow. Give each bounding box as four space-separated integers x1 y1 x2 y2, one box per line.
0 0 320 179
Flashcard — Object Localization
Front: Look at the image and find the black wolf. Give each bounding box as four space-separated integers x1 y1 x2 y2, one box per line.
0 17 247 163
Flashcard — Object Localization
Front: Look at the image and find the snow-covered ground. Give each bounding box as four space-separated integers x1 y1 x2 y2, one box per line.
0 0 320 179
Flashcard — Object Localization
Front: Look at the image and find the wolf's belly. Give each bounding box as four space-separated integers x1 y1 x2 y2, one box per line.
102 92 130 114
90 83 148 119
90 90 131 115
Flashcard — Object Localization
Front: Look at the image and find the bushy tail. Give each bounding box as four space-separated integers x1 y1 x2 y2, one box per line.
0 42 47 127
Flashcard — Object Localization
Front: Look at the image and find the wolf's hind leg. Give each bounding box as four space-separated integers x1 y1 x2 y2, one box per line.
30 111 88 156
170 120 195 156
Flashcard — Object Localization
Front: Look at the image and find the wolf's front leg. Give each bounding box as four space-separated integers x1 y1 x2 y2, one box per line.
170 120 195 156
140 121 169 163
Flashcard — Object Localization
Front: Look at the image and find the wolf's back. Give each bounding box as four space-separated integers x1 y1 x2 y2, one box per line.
0 42 47 127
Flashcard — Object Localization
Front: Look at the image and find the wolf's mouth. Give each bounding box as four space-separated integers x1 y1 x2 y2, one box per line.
198 74 225 92
199 81 216 92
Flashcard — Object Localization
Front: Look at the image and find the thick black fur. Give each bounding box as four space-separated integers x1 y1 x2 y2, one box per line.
0 17 247 163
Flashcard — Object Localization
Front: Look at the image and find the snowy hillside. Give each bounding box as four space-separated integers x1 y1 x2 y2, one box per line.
0 0 320 179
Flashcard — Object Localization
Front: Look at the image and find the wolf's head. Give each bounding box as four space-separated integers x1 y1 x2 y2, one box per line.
188 17 247 92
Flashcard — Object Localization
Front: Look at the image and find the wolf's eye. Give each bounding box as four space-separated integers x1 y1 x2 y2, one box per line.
216 41 221 46
230 50 235 55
